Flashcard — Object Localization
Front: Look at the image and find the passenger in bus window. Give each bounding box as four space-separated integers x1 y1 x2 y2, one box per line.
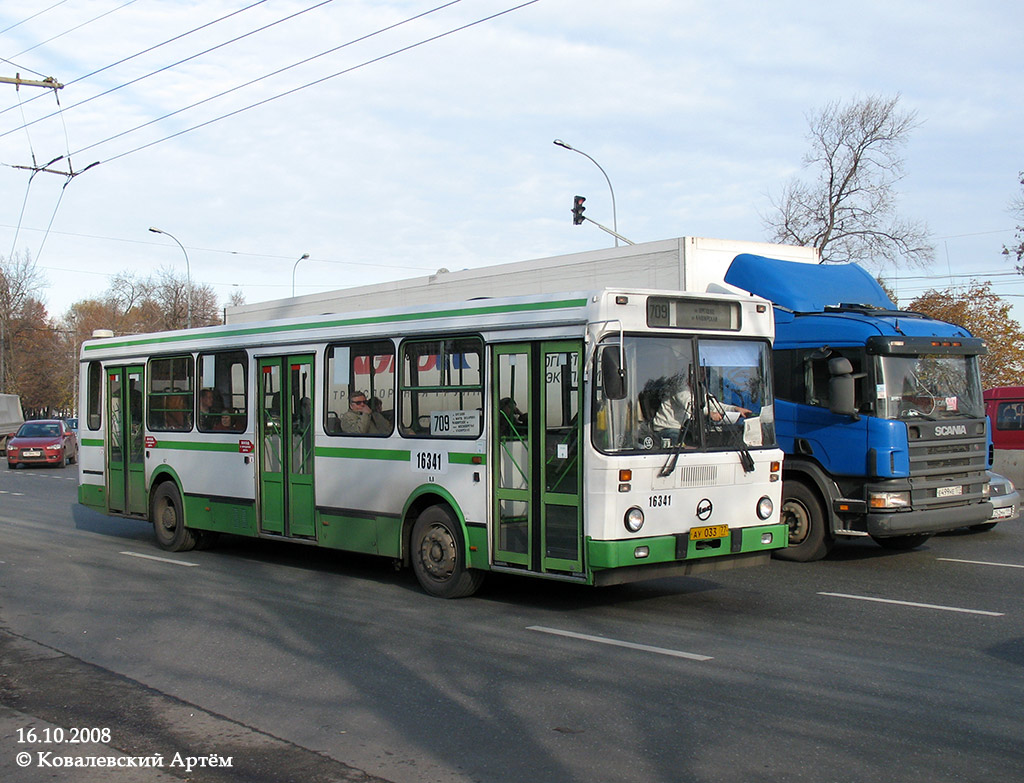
340 391 389 435
199 388 230 431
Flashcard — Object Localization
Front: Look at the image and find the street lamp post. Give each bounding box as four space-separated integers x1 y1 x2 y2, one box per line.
291 253 310 298
149 227 192 329
553 139 619 247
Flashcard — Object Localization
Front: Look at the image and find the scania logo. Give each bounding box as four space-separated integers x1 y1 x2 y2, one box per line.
935 425 968 436
696 499 713 521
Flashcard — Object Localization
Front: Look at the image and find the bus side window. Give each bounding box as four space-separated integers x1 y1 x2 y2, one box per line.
87 361 102 430
198 350 248 433
148 356 194 433
325 340 395 437
400 337 482 439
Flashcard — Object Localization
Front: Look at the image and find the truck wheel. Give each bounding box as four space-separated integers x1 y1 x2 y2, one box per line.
410 505 484 598
775 480 832 562
152 481 196 552
872 533 931 551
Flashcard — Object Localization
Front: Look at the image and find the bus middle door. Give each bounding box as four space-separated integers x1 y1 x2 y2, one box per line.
492 342 583 575
258 356 316 538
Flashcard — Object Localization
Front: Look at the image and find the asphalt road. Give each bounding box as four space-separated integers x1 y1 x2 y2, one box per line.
1 464 1022 783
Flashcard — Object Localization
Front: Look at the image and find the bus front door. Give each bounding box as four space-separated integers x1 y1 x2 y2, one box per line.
492 342 583 575
107 365 147 516
258 356 316 538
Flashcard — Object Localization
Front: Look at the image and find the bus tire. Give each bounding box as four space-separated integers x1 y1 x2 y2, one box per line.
872 533 931 551
775 480 832 562
151 481 196 552
410 505 483 599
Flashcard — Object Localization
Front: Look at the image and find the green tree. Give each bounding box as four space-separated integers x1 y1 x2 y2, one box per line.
764 94 933 267
908 281 1024 388
0 250 46 393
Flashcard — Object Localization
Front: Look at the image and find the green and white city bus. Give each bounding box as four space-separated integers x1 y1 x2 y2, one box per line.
78 288 786 597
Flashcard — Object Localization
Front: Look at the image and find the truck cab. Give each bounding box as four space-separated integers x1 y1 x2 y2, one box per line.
725 254 991 560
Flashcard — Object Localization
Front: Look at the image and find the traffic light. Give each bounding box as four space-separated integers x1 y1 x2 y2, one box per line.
572 195 586 225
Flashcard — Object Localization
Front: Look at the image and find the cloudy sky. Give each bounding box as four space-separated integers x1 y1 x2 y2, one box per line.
1 0 1021 322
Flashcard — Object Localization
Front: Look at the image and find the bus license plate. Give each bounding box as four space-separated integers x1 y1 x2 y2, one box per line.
936 485 963 498
690 524 729 541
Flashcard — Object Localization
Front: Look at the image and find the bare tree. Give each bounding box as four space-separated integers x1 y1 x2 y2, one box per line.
1004 171 1024 269
153 267 219 330
764 94 934 267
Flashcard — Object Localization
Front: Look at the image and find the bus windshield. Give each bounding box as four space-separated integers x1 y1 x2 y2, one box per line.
875 353 984 420
594 336 775 454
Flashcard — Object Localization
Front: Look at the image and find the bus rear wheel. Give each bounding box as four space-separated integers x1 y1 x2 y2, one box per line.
152 481 196 552
410 505 483 599
775 480 832 562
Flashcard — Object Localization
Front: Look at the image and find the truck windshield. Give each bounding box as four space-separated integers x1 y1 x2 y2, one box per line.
875 354 984 420
594 336 775 454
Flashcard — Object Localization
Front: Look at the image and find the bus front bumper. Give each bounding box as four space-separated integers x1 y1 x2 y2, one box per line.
587 523 787 585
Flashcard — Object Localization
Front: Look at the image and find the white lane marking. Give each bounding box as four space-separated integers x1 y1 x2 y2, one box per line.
938 558 1024 570
818 592 1004 617
527 625 713 661
0 491 25 496
120 551 199 567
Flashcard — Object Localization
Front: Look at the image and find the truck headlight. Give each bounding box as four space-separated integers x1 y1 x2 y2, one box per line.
624 507 645 533
868 491 911 509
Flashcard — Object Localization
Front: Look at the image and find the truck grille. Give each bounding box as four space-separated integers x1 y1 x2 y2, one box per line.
906 419 988 507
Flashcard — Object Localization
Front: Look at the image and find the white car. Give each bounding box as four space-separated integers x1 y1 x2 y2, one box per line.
973 471 1020 531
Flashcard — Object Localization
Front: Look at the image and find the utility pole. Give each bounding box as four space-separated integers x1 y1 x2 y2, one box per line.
0 74 63 89
0 73 63 393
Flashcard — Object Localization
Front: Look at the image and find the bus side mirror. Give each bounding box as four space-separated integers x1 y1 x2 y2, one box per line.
828 357 859 420
601 347 627 400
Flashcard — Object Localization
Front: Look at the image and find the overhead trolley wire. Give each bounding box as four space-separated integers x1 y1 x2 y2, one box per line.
0 0 274 125
75 0 540 169
0 0 70 39
9 0 141 61
67 0 463 159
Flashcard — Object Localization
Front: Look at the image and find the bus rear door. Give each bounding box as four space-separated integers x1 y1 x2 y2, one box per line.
258 355 316 538
106 365 147 516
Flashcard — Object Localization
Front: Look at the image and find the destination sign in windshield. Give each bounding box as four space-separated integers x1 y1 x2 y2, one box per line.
646 297 740 330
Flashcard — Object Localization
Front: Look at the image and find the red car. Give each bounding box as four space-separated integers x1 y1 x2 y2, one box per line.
6 419 78 469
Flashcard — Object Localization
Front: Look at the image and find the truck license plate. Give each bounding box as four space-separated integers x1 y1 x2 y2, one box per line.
936 485 963 498
689 524 730 541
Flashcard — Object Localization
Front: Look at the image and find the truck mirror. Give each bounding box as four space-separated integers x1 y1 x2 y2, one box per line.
827 368 860 417
828 356 853 376
601 347 627 400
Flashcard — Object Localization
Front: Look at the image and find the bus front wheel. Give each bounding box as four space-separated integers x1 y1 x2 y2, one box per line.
152 482 196 552
410 505 483 599
776 480 832 562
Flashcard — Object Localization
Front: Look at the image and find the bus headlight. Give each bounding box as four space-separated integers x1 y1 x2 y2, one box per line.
756 496 773 520
868 491 911 509
624 506 645 533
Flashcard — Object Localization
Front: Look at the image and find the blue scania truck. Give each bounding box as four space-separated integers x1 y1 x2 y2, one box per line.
725 254 992 560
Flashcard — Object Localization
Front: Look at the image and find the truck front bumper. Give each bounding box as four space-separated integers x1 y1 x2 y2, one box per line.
866 502 992 537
